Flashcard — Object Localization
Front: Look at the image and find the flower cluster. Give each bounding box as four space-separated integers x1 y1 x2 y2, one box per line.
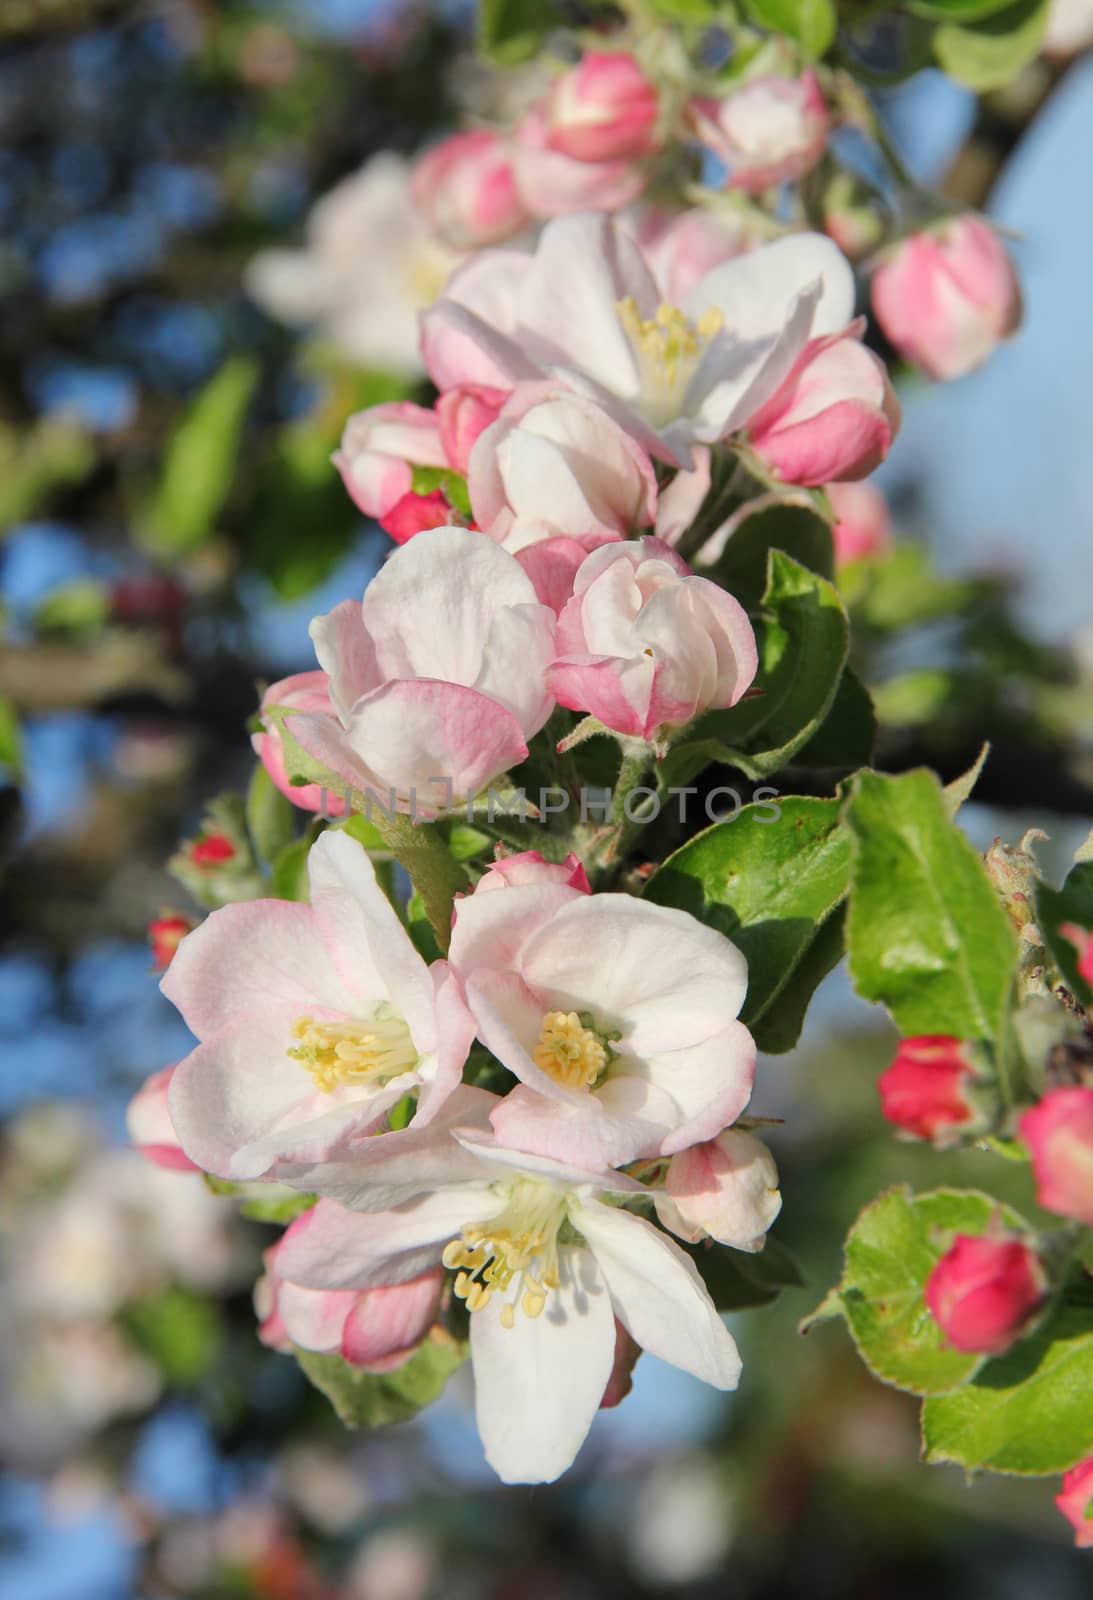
137 833 775 1482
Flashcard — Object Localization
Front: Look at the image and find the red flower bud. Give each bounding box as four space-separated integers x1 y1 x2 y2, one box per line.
924 1231 1047 1356
379 488 452 543
1056 1456 1093 1549
148 913 193 970
1019 1086 1093 1226
877 1035 982 1145
190 832 236 867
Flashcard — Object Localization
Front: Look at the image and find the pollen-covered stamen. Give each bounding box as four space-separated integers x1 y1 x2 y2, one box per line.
288 1009 418 1093
533 1009 611 1090
442 1178 566 1329
617 297 725 424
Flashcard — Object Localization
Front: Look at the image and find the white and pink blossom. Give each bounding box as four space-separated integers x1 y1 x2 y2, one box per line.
421 213 859 469
827 480 892 565
253 671 347 815
689 73 829 194
275 1103 742 1484
289 527 556 813
655 1128 781 1252
544 52 661 165
163 830 473 1181
871 216 1022 381
513 107 647 220
126 1065 199 1173
548 538 757 740
333 402 448 523
411 130 528 250
446 873 756 1169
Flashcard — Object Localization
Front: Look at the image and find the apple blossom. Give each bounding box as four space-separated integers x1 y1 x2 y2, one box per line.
630 208 751 304
467 382 658 550
1019 1086 1093 1226
513 107 647 220
162 829 473 1181
421 213 860 469
246 153 461 377
1044 0 1093 55
544 52 661 165
688 73 829 194
148 913 192 970
472 849 591 895
411 130 528 250
1056 1457 1093 1549
287 528 556 813
255 1239 443 1372
924 1231 1047 1355
332 402 448 522
827 480 892 565
126 1065 200 1173
275 1107 742 1484
253 671 347 815
446 871 756 1169
871 216 1022 381
745 324 900 485
548 537 757 741
436 383 507 474
877 1035 984 1146
654 1128 782 1252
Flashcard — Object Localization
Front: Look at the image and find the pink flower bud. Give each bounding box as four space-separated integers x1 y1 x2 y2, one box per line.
513 107 646 219
253 671 347 816
746 325 900 485
924 1231 1047 1356
877 1035 982 1145
436 384 506 475
599 1319 641 1409
871 216 1022 381
1019 1086 1093 1226
126 1064 200 1172
333 401 448 520
545 52 661 165
473 849 590 896
1056 1456 1093 1549
827 481 892 565
411 130 528 250
689 72 829 194
379 488 453 543
340 1271 444 1372
148 913 193 971
630 207 750 304
190 832 236 867
548 538 757 741
655 1128 782 1250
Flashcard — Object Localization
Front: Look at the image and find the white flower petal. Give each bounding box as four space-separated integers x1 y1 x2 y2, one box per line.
470 1244 615 1483
574 1199 742 1390
277 1192 500 1291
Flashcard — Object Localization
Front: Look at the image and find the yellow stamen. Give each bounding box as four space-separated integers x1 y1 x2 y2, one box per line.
442 1179 566 1329
533 1010 608 1090
288 1011 417 1093
617 297 725 391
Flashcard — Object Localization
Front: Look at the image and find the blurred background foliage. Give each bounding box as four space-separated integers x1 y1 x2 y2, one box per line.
1 2 1092 1597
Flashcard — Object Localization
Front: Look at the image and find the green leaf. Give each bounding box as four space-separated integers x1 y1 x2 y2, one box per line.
856 543 986 631
910 0 1018 16
270 837 313 901
704 500 834 612
752 903 846 1053
676 549 849 781
811 1187 1030 1396
922 1293 1093 1474
241 1189 317 1224
745 0 837 54
144 357 258 555
845 768 1017 1039
794 666 876 771
32 578 110 639
478 0 559 63
410 465 472 519
1035 861 1093 1004
944 743 990 817
0 694 23 779
246 761 297 867
933 0 1049 90
685 1233 804 1311
295 1335 467 1427
120 1285 221 1385
646 795 851 1036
